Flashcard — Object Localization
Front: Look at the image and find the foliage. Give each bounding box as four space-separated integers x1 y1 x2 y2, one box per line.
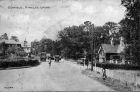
57 21 119 59
0 33 19 42
103 22 118 34
6 46 27 57
58 25 90 59
0 59 40 68
31 40 40 55
31 38 54 55
40 38 54 55
0 33 27 57
0 33 8 40
10 36 19 42
120 0 140 64
31 21 120 60
103 22 120 44
93 63 140 70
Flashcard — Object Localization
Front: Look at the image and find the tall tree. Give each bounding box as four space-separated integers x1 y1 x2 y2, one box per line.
103 22 118 36
121 0 140 64
31 40 40 55
40 38 54 54
57 21 119 60
58 25 90 59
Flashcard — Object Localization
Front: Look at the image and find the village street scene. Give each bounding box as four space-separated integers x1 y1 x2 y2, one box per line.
0 0 140 91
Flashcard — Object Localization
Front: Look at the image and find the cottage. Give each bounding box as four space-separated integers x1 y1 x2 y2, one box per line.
98 37 126 64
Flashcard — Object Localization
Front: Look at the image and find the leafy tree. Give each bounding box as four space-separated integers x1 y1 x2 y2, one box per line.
10 36 19 42
53 40 62 55
6 45 27 57
102 22 120 44
40 38 54 54
121 0 140 64
31 40 40 55
0 33 8 40
103 22 118 35
57 21 120 60
58 25 90 59
31 38 55 55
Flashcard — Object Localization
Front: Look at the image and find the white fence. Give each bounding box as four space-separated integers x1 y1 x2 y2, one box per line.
95 66 140 87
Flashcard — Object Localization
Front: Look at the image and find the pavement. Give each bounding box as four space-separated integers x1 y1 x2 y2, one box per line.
0 59 114 91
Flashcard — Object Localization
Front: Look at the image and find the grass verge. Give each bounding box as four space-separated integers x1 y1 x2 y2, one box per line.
82 69 140 91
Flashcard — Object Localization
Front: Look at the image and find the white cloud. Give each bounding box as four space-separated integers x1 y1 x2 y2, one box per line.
70 2 82 12
10 30 24 36
0 0 126 42
84 6 96 14
14 14 30 24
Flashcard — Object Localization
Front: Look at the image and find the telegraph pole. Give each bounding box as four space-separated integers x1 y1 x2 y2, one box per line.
94 27 96 71
84 21 94 71
90 24 94 71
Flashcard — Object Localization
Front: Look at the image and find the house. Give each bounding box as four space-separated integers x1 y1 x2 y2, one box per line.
0 40 21 47
0 40 21 55
98 37 126 64
21 39 31 54
0 40 21 49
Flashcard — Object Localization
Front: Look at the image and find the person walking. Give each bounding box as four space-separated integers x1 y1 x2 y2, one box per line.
48 57 52 68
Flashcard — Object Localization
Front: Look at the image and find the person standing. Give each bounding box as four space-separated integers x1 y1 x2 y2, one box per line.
102 67 107 80
85 58 89 69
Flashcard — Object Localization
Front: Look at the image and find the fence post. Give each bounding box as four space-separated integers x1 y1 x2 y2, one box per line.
134 74 137 87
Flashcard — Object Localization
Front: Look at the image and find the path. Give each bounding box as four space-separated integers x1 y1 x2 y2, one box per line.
0 60 114 91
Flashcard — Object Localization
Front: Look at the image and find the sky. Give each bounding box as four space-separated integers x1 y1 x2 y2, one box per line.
0 0 126 42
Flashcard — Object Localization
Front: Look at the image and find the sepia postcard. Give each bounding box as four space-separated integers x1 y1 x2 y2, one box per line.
0 0 139 91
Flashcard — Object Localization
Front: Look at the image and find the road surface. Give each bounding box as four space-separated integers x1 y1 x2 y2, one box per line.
0 60 114 91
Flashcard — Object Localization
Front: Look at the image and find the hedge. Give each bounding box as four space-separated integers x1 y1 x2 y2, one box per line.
92 63 140 70
0 59 40 68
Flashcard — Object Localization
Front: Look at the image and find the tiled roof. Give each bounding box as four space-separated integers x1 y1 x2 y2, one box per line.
101 44 119 53
0 40 21 45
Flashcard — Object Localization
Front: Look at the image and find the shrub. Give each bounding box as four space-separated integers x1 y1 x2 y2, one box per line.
0 58 40 68
93 63 140 70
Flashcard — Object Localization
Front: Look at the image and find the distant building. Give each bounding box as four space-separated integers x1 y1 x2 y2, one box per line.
98 36 126 64
0 39 21 47
21 39 31 54
0 40 21 55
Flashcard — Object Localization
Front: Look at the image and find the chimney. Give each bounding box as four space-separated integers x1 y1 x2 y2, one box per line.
110 37 115 46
